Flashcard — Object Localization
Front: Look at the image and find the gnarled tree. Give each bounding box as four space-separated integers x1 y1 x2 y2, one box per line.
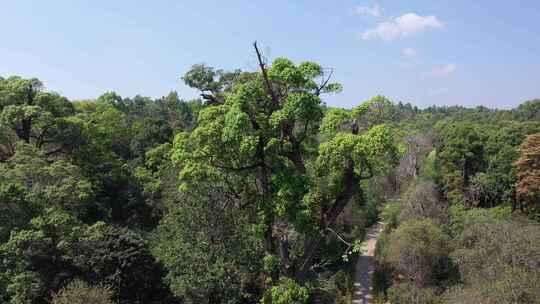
171 43 399 287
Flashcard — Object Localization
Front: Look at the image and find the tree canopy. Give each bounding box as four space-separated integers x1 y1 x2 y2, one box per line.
1 45 539 303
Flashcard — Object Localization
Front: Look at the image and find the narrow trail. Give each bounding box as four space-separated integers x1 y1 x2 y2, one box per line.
352 222 384 304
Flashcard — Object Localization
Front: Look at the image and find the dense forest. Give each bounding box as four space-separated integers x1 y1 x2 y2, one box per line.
1 46 539 304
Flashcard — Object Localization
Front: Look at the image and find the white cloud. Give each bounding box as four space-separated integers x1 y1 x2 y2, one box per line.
361 13 444 41
435 63 457 75
361 21 401 40
402 48 417 57
355 3 382 17
395 13 444 36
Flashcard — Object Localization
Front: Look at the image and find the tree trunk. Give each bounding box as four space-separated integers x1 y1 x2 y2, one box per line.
294 120 361 281
295 162 360 281
21 117 32 143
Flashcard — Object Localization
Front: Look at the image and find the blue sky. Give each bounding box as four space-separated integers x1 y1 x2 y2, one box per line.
1 1 539 109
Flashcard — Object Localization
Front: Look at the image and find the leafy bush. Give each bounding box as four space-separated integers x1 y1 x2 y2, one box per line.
270 278 309 304
385 219 450 287
69 222 175 304
450 216 540 303
399 180 447 225
387 282 440 304
380 203 402 231
306 270 354 304
152 188 263 304
0 208 82 304
51 280 114 304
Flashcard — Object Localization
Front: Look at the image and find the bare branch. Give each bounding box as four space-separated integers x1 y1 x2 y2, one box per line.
253 41 279 108
324 227 352 246
316 68 334 96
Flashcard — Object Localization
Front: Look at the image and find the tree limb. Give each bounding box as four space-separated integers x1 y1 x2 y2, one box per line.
253 41 279 109
315 69 334 96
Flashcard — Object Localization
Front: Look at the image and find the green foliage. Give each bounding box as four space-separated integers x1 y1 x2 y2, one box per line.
319 108 351 136
66 90 197 228
448 203 493 236
377 134 540 303
171 55 399 290
3 271 43 304
422 149 439 180
153 186 262 304
269 278 309 304
0 208 82 304
51 280 114 304
68 222 175 304
317 125 399 192
380 203 402 231
0 76 75 150
384 219 450 287
398 181 447 225
434 116 539 208
303 268 355 304
0 142 94 221
263 254 281 274
361 186 383 226
2 51 539 303
0 182 36 242
0 208 174 304
513 98 540 120
183 64 255 105
387 282 440 304
488 205 512 220
331 270 354 303
436 122 485 203
134 143 178 218
130 117 172 159
351 96 398 130
449 215 540 303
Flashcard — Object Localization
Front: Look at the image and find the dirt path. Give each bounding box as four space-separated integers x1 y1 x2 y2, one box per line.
352 222 384 304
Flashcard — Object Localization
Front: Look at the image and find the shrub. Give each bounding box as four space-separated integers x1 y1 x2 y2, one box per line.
385 219 450 287
450 216 540 303
70 222 176 304
387 282 440 304
307 270 354 304
380 203 402 231
152 191 263 304
448 203 489 236
270 278 309 304
51 280 114 304
399 181 447 225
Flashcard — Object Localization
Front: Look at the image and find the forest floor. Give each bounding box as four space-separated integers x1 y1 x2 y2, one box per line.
352 222 384 304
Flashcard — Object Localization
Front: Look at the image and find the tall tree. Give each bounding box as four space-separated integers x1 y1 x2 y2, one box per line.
0 76 44 143
170 43 398 288
515 133 540 213
436 122 485 203
0 76 79 157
